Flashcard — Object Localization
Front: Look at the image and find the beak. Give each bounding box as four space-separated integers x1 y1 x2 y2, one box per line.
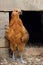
19 11 22 15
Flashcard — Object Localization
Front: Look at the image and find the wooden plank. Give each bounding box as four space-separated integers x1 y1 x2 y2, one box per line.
0 0 43 11
0 38 9 47
0 48 9 58
0 12 9 47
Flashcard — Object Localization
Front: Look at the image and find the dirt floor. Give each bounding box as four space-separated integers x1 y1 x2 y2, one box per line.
0 46 43 65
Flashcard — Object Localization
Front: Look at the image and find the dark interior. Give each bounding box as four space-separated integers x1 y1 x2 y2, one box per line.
9 11 43 46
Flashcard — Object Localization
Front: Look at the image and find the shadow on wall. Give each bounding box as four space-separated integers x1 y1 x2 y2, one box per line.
9 11 43 46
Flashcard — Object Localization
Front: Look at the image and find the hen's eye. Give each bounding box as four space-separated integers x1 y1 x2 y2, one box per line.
16 10 18 12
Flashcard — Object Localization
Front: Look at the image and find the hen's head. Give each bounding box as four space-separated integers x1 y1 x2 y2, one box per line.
11 8 22 18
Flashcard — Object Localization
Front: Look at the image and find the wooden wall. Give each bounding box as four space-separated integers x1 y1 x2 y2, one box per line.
0 12 9 58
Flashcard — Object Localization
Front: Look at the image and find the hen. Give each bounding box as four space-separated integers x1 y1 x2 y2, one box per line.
5 8 29 62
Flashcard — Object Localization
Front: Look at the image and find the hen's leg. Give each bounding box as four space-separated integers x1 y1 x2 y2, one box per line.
19 52 27 64
12 52 15 60
17 44 27 63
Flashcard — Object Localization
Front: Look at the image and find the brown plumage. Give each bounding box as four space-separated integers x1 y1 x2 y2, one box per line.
5 8 29 60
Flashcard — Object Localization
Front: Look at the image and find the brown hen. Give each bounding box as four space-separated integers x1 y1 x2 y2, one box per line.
5 8 29 62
